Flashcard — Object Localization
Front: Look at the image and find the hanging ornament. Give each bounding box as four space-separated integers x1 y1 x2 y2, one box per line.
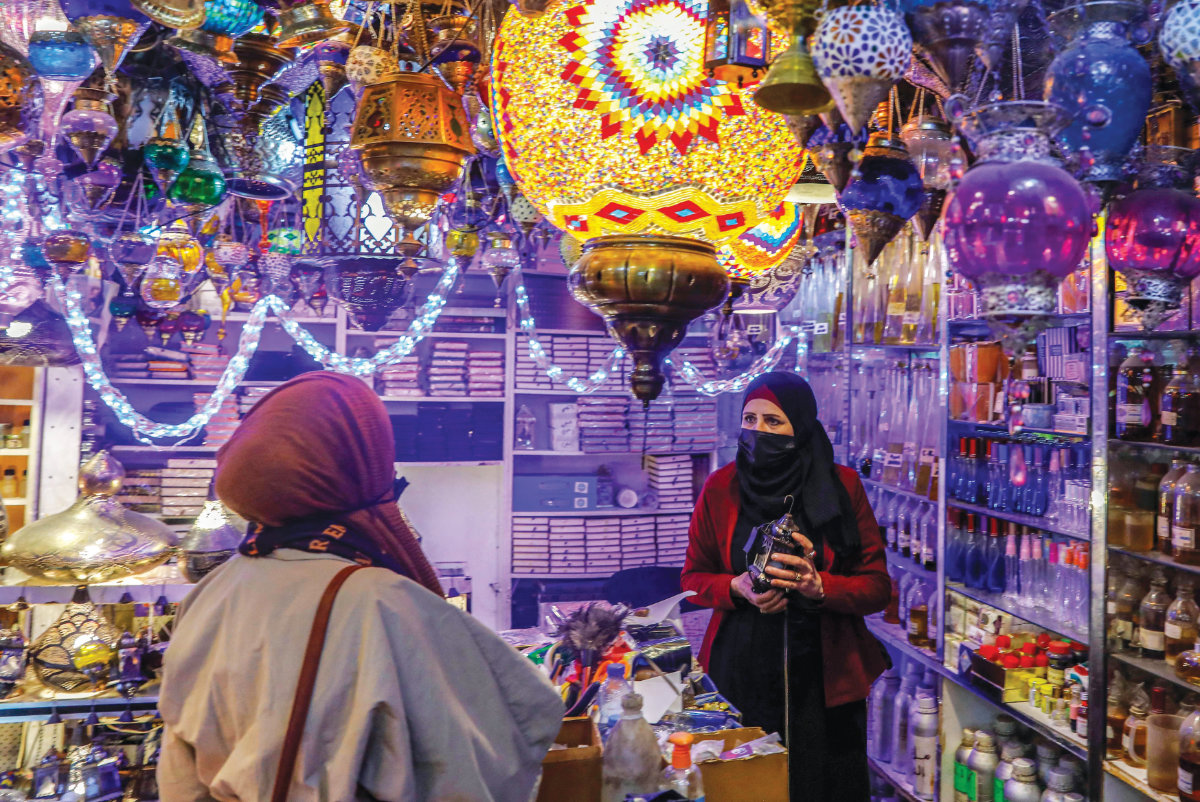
482 231 520 307
428 13 480 94
178 496 246 582
26 30 96 80
810 5 912 136
144 106 189 196
267 226 303 255
138 255 185 309
464 89 500 156
225 32 295 120
808 122 857 193
1162 0 1200 110
134 306 161 341
69 157 122 216
346 43 403 97
2 451 175 584
169 0 262 86
131 0 205 29
158 312 180 346
1044 0 1152 185
290 259 326 314
275 0 351 49
177 309 209 343
108 288 138 330
259 252 294 297
329 259 411 331
1106 146 1200 329
507 192 544 237
156 221 205 279
41 230 91 281
314 39 350 102
60 86 118 169
169 112 227 214
206 233 250 292
108 231 157 287
840 133 923 268
898 113 954 241
704 0 773 88
219 106 302 203
942 99 1093 351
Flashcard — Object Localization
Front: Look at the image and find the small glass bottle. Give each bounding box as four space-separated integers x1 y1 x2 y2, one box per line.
906 581 932 650
1176 465 1200 565
1177 638 1200 689
1141 569 1172 660
0 468 17 499
514 404 536 450
1107 673 1130 759
1160 460 1190 556
1162 356 1200 446
1115 564 1146 653
1169 579 1200 667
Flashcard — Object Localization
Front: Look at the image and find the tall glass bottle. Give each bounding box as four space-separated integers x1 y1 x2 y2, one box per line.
1115 564 1147 653
1115 347 1160 442
1181 704 1200 802
907 581 933 650
1160 460 1189 556
882 236 911 344
1176 465 1200 566
1169 580 1200 669
1140 570 1171 660
964 515 986 589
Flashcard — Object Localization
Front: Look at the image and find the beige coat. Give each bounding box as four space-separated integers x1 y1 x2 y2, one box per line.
158 551 564 802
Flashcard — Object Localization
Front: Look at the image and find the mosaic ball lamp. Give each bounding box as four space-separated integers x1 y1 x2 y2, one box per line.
1106 146 1200 329
942 100 1091 342
1161 0 1200 110
491 0 804 400
717 201 804 310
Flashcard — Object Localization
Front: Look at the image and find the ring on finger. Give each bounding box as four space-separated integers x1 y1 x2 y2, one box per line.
793 571 801 583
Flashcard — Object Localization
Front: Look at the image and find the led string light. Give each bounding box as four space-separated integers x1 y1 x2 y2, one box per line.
511 265 626 393
664 327 801 396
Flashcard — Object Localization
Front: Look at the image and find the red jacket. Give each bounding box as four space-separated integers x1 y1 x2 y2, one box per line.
681 462 891 708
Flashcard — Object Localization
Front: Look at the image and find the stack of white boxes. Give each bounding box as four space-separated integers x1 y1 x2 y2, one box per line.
672 397 719 452
186 344 230 381
118 471 161 515
620 516 657 569
514 334 626 390
195 393 239 446
511 517 551 575
428 341 469 396
376 347 422 397
548 403 580 452
160 458 214 519
584 518 621 575
578 396 630 453
467 350 504 397
669 347 719 388
549 517 587 575
513 334 552 390
239 386 272 416
645 455 694 511
628 397 674 452
656 515 691 566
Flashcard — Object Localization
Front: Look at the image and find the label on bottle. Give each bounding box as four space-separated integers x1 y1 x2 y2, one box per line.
1143 629 1166 651
971 769 992 802
1160 515 1172 544
884 452 904 469
1182 768 1195 796
903 311 922 326
954 765 975 801
1176 525 1197 551
1117 404 1148 425
1164 410 1180 427
994 392 1005 415
907 616 923 638
887 301 906 317
1116 618 1134 642
913 735 937 798
1123 728 1135 756
1168 622 1185 640
1107 601 1117 616
814 322 830 335
1108 724 1115 740
902 442 919 462
898 528 911 550
1047 666 1065 687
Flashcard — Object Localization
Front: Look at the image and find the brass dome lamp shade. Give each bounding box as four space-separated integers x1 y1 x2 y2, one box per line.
750 0 833 116
275 0 352 49
349 72 475 232
570 237 730 403
0 452 175 585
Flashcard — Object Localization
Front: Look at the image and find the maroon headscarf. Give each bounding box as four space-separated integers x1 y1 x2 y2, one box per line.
215 372 443 596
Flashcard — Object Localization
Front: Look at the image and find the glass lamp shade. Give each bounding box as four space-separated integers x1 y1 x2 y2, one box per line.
0 42 41 156
60 90 118 169
839 135 923 266
178 498 245 582
1106 185 1200 325
177 309 209 343
144 139 190 186
200 0 262 36
267 226 303 255
138 255 185 309
716 200 803 282
156 224 204 276
26 31 96 80
58 0 150 23
490 0 803 245
108 290 138 329
169 161 227 208
899 115 954 190
108 231 157 286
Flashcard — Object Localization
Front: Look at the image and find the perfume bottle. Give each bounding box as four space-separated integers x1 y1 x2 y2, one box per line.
514 405 536 450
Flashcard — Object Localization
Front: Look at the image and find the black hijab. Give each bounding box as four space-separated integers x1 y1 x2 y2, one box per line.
735 371 860 566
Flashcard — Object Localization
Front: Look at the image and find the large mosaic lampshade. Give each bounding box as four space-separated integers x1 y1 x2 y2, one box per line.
491 0 804 400
718 200 805 310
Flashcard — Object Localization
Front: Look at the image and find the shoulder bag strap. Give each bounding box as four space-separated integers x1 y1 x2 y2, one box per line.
271 563 367 802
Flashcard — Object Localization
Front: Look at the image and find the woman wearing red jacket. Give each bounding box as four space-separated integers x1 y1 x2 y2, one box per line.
681 371 890 802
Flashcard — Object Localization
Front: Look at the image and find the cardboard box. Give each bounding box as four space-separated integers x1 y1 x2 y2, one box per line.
698 727 789 802
537 718 602 802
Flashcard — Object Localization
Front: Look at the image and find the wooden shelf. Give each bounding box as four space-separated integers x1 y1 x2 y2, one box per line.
0 399 33 406
1 499 26 506
0 449 30 457
1105 759 1179 801
1110 651 1196 694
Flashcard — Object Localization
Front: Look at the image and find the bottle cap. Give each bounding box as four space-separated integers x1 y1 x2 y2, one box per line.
1047 766 1075 792
1002 654 1020 669
996 635 1012 649
1036 653 1050 668
1000 741 1026 761
1005 534 1017 556
607 663 626 679
978 645 1000 661
1048 641 1071 656
974 731 996 751
1020 656 1035 669
1012 757 1038 781
994 714 1017 737
1037 633 1052 649
917 695 938 712
1048 541 1059 563
961 727 976 745
1019 535 1031 560
1021 642 1037 656
669 732 694 770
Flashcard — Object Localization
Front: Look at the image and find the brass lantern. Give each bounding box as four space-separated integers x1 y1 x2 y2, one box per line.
704 0 772 87
349 72 475 232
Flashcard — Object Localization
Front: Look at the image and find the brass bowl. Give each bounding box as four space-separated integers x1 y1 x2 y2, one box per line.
132 0 206 30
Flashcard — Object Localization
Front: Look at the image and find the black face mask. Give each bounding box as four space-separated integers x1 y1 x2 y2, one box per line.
738 428 796 470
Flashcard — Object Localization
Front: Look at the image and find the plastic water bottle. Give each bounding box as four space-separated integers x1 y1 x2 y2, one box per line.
601 694 660 802
595 663 632 740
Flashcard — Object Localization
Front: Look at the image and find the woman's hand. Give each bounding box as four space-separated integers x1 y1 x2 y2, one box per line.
765 531 825 602
730 572 788 614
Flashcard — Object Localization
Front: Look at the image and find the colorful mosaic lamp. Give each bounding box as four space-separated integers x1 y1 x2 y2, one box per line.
492 0 804 401
718 200 804 306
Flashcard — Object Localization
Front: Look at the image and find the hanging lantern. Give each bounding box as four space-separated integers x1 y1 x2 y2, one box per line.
1044 0 1152 185
169 0 263 85
718 201 805 311
26 31 96 81
177 309 209 343
899 114 955 241
330 260 412 330
61 86 118 170
144 107 189 195
747 0 831 116
69 157 122 216
156 221 205 277
350 72 475 232
314 39 351 101
464 90 500 156
482 230 520 305
1162 0 1200 110
704 0 772 87
1106 146 1200 329
810 5 912 136
109 288 138 330
225 32 295 117
59 0 150 81
29 588 121 697
492 0 803 400
840 133 923 267
218 110 303 200
904 0 989 97
428 13 480 94
808 122 856 193
169 112 227 213
290 259 327 314
275 0 351 49
1 451 175 584
41 230 91 281
942 100 1092 350
207 233 251 289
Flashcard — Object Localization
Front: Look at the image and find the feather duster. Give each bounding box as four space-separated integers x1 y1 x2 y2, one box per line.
554 603 629 687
